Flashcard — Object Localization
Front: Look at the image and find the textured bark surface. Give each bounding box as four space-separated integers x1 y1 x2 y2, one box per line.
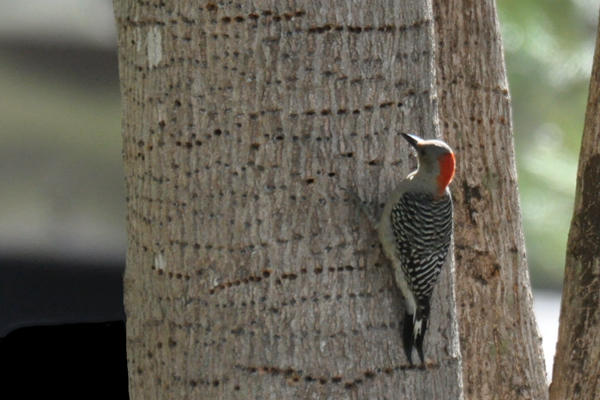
114 1 462 399
549 11 600 400
432 0 548 399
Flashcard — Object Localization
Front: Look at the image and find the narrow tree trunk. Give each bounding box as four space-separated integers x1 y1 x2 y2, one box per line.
549 10 600 400
114 1 462 399
432 0 549 398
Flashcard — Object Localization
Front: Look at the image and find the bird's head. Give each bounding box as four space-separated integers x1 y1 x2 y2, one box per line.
402 133 455 196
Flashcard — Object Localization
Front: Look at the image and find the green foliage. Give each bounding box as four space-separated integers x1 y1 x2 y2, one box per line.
498 0 598 287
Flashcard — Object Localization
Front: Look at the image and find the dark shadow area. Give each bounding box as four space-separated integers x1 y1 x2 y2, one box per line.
0 321 129 398
0 257 128 398
0 257 126 336
0 41 119 92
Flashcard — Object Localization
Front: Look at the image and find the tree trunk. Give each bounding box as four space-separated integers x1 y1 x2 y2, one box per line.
549 10 600 400
114 0 463 399
433 0 549 398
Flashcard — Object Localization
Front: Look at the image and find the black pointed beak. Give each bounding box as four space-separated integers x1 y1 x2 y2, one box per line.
401 133 423 150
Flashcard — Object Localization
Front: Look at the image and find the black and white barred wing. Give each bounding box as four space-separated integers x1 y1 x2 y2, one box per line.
390 191 453 304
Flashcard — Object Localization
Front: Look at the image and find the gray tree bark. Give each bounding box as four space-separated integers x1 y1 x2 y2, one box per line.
433 0 549 398
114 0 463 399
549 10 600 400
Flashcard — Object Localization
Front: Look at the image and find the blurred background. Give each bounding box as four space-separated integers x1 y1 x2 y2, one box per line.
0 0 597 382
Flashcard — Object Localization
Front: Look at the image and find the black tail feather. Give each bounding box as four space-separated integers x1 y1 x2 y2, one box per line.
402 304 431 365
402 310 416 364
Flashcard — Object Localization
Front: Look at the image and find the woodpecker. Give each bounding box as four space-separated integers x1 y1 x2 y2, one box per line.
345 133 455 364
378 133 455 364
